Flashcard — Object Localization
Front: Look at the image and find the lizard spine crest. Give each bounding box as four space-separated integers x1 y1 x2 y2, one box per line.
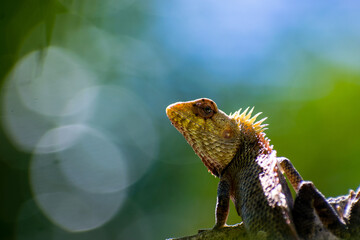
229 106 268 133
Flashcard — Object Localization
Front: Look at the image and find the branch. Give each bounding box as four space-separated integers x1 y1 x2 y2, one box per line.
167 223 250 240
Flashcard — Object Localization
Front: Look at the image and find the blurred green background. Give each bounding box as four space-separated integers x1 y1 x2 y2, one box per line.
1 1 360 239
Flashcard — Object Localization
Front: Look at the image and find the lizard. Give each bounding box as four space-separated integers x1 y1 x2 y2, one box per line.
166 98 360 240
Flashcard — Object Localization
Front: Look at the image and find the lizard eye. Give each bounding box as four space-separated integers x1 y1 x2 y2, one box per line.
203 106 212 114
193 99 217 119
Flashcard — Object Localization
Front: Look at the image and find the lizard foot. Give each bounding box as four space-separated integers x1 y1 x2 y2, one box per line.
212 223 228 230
346 186 360 239
294 181 351 239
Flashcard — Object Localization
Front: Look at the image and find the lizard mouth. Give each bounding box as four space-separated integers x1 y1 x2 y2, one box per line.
166 105 184 132
166 104 203 132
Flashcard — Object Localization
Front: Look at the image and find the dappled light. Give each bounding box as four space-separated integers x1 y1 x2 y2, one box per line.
1 1 360 240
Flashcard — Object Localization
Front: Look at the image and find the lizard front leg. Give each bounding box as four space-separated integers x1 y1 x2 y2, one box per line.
213 179 231 229
277 157 303 191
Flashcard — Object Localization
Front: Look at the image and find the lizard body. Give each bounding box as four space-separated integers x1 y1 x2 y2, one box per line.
166 98 360 240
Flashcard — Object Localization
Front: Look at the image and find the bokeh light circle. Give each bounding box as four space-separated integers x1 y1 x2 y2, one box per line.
56 125 128 194
30 125 126 232
12 47 96 117
2 70 53 153
2 47 97 153
66 85 159 188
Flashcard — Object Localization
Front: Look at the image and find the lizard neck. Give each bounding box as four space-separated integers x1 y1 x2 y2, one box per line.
222 123 272 174
238 123 272 164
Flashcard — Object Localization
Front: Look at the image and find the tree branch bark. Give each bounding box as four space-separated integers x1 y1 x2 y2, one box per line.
167 223 250 240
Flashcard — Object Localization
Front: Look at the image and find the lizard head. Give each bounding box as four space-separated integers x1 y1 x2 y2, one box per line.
166 98 269 176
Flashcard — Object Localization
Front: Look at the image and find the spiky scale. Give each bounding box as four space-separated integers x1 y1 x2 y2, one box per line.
244 107 255 120
249 112 262 124
239 107 250 119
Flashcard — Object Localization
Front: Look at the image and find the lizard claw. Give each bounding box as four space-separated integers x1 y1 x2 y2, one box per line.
355 186 360 199
346 186 360 238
